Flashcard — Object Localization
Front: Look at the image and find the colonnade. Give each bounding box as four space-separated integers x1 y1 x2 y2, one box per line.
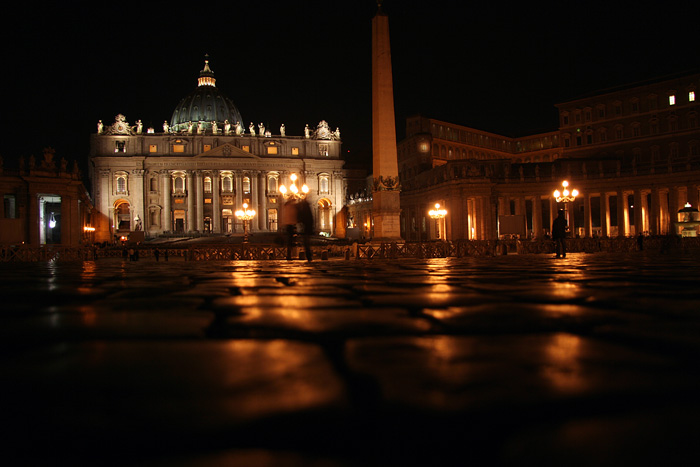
401 178 699 241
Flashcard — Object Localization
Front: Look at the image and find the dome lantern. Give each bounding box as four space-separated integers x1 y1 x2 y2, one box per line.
170 56 243 134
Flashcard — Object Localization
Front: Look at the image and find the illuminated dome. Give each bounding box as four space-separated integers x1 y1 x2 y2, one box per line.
170 57 243 132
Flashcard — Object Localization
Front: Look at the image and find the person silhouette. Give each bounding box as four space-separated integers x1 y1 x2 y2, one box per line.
297 198 314 261
552 209 568 258
281 198 299 260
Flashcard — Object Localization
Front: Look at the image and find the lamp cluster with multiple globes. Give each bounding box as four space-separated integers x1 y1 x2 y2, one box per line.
553 180 579 203
235 203 256 243
428 203 447 219
279 173 309 199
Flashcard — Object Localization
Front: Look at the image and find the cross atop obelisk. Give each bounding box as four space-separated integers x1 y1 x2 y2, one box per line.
371 0 402 240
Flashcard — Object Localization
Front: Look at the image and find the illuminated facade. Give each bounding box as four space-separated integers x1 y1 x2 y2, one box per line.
0 148 93 246
89 59 346 244
398 73 700 241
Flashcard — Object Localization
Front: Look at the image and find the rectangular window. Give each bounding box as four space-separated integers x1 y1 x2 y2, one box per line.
690 91 696 102
267 146 278 155
173 144 185 153
242 145 250 152
203 144 212 152
3 194 17 218
319 144 329 156
669 95 676 106
149 144 157 153
292 147 299 155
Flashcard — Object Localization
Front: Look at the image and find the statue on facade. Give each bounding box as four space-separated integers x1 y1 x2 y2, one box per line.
249 123 256 136
135 120 143 134
187 121 194 134
259 123 265 136
212 121 218 134
224 120 231 135
315 120 332 139
304 124 310 138
334 127 341 139
97 120 103 134
197 121 204 134
280 124 286 136
163 121 169 133
235 121 243 135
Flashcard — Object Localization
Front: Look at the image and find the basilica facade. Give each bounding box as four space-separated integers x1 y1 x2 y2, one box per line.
394 72 700 242
89 59 346 244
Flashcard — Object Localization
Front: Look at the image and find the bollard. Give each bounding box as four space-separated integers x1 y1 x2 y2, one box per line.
344 248 350 260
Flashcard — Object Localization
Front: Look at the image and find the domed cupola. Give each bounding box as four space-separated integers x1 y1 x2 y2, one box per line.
170 56 243 133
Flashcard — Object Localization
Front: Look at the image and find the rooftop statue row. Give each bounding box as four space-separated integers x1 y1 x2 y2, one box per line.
97 115 341 140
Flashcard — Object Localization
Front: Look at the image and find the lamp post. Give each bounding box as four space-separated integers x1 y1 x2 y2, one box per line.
428 203 447 240
235 202 256 242
553 180 579 233
278 173 309 200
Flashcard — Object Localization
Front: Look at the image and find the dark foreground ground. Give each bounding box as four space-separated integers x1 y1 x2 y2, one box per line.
2 251 700 466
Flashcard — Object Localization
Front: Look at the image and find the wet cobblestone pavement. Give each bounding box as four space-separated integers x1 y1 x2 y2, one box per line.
3 251 700 466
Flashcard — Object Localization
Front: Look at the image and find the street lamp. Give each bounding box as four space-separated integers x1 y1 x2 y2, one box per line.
235 202 256 242
278 173 309 199
553 180 579 234
428 203 447 240
553 180 578 203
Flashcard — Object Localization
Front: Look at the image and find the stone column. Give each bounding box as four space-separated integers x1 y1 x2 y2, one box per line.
97 168 112 243
668 187 680 235
250 172 259 232
617 190 627 237
568 200 576 237
196 171 204 232
549 197 558 235
235 172 243 232
212 172 221 233
600 193 609 237
650 187 660 235
187 171 195 233
634 189 643 236
162 172 171 233
131 169 145 233
532 196 542 238
583 193 592 238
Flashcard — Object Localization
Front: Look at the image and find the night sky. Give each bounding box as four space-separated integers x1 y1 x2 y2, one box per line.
3 0 699 176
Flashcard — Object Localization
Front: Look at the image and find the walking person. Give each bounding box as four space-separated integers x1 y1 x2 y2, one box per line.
297 197 314 261
552 209 568 258
281 198 299 260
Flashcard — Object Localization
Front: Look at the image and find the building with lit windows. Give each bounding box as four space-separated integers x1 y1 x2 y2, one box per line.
395 72 700 241
89 58 347 244
1 148 93 247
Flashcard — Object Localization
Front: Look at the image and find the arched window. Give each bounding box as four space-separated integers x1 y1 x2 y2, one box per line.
204 177 212 193
243 176 251 194
114 171 128 194
174 176 185 193
319 174 330 194
222 175 232 192
267 174 278 193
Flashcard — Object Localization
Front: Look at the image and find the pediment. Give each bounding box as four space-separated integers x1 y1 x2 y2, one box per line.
195 143 260 159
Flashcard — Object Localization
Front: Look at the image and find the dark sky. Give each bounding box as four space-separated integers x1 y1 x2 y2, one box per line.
3 0 699 174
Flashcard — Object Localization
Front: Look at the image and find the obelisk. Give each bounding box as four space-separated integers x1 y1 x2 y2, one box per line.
371 0 402 240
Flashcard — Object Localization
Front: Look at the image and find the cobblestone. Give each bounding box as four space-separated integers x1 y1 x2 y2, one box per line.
2 251 700 465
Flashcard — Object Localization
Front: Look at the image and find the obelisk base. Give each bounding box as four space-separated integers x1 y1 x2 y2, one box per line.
372 190 402 241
